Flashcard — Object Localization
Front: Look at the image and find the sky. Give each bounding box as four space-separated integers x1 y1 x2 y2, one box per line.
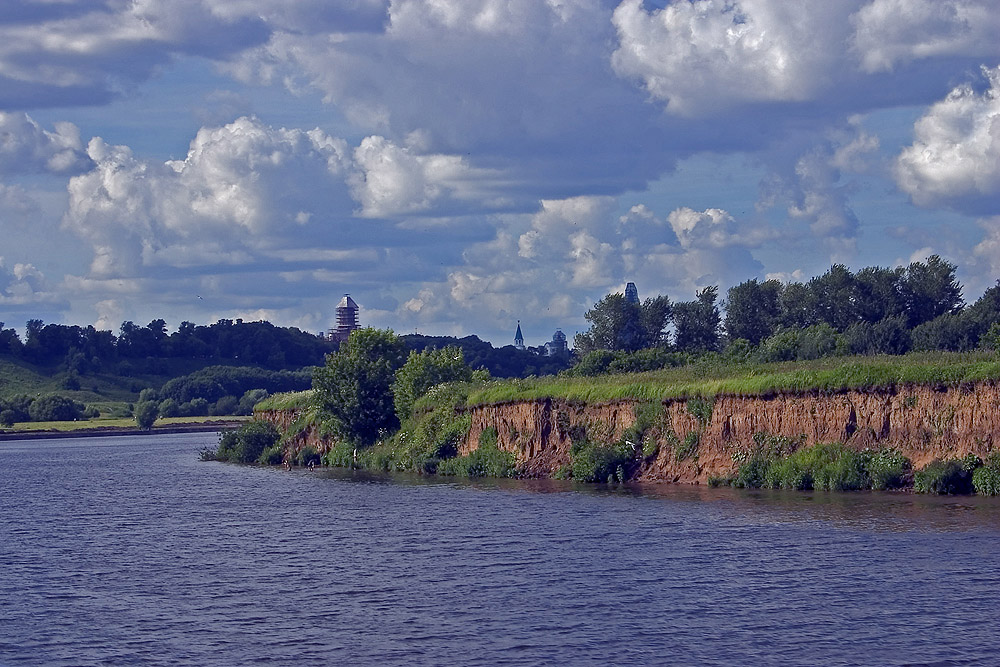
1 0 999 348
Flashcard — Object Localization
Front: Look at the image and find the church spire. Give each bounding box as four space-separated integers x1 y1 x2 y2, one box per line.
514 320 525 350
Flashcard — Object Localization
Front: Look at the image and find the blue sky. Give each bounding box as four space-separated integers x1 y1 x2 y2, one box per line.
1 0 999 347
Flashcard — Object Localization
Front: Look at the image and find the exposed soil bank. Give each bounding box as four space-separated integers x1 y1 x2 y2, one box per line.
258 383 1000 484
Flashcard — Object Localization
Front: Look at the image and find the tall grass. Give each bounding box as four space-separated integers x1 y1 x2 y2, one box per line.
254 390 315 412
464 352 1000 406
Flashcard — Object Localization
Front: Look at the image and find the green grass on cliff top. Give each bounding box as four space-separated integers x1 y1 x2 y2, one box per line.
254 390 314 412
254 352 1000 411
464 351 1000 405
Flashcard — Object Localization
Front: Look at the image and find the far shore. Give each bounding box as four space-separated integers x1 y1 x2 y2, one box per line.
0 417 249 441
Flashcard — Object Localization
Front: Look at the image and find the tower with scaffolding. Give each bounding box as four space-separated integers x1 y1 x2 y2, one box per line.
329 294 360 343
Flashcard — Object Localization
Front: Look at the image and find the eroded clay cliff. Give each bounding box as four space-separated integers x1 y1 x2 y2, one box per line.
461 383 1000 483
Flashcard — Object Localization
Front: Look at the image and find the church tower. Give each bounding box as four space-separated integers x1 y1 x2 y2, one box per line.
514 321 525 350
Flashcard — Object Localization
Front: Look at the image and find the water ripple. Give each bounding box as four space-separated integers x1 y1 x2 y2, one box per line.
3 434 1000 665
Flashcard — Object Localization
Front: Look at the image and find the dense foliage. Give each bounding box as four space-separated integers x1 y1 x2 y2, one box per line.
0 393 95 425
725 438 912 492
401 334 571 378
313 328 408 447
392 346 474 422
573 292 672 354
209 420 281 464
567 256 997 375
0 318 333 374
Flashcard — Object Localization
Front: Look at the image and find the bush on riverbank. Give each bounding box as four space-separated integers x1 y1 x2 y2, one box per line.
437 443 516 478
208 420 280 464
725 438 912 492
972 452 1000 496
914 455 979 494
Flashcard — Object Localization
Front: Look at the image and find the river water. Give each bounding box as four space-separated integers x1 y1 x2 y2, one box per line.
3 433 1000 666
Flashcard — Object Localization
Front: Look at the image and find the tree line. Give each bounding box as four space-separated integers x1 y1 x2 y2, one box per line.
574 256 1000 370
0 318 333 373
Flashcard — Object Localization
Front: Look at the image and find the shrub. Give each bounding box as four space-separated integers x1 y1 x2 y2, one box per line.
865 448 911 490
972 452 1000 496
214 420 281 464
28 395 87 422
239 389 270 415
294 446 321 467
733 451 774 488
378 383 473 473
732 440 912 492
158 398 180 418
572 350 617 376
258 444 284 466
571 441 632 483
134 401 158 430
642 438 659 458
479 426 499 448
212 395 239 415
675 431 699 461
914 458 977 494
437 444 516 478
686 397 714 425
568 423 589 454
624 401 661 458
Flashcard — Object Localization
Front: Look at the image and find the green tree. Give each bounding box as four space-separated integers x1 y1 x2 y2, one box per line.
28 395 87 422
313 328 407 446
574 292 671 354
724 279 782 345
902 255 963 328
778 281 818 329
807 264 857 331
392 346 473 422
673 286 721 353
134 401 159 430
854 265 906 324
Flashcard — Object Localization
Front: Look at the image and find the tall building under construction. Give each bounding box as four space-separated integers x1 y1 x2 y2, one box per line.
329 294 360 343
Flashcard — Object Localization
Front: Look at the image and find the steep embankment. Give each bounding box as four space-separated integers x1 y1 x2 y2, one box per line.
256 356 1000 483
461 383 1000 483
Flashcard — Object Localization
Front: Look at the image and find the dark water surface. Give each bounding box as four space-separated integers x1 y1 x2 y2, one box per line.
3 434 1000 666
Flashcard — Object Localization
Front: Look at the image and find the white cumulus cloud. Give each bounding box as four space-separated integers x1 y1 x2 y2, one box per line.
63 116 353 278
851 0 1000 73
0 112 89 174
611 0 848 115
895 65 1000 215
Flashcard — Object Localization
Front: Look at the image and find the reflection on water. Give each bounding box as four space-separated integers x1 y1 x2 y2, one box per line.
2 434 1000 666
318 465 1000 533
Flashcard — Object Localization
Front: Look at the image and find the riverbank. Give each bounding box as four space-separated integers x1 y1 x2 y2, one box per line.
254 352 1000 492
0 418 248 441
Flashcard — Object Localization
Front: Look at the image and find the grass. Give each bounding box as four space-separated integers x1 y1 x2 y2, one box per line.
236 353 1000 416
2 415 250 432
254 390 315 412
463 351 1000 406
0 353 303 414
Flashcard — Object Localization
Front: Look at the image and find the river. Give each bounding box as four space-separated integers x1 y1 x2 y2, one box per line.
2 432 1000 666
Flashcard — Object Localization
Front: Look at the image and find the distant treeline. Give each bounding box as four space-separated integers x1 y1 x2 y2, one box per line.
137 365 315 421
401 334 571 378
573 255 1000 373
0 318 333 372
0 319 572 380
